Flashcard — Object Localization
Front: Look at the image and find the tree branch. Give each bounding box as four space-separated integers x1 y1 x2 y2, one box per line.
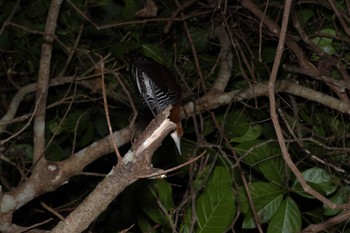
33 0 62 165
51 107 175 233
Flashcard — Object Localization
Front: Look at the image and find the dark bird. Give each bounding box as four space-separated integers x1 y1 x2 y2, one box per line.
127 51 183 154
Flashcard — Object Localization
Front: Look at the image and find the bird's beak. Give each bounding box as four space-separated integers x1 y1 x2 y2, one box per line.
170 131 181 155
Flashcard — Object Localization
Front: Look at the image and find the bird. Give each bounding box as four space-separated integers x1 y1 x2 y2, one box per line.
126 51 183 154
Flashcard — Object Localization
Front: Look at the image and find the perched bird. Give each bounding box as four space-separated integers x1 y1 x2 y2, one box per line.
127 51 183 154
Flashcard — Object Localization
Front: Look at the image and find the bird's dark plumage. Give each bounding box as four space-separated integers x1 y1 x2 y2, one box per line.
127 51 183 154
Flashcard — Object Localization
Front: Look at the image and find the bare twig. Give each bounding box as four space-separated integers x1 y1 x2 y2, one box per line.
40 202 65 221
100 57 123 161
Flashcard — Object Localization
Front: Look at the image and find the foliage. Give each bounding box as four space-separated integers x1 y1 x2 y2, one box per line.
1 0 350 232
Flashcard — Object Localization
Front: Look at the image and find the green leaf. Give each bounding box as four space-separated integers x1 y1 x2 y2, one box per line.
312 28 336 55
238 182 286 214
231 125 262 143
259 157 288 185
154 179 174 210
195 166 236 233
235 141 281 166
267 197 301 233
142 44 172 67
142 181 170 227
223 110 250 139
45 142 65 162
323 186 350 216
293 168 338 198
137 215 156 233
48 117 66 135
242 194 284 229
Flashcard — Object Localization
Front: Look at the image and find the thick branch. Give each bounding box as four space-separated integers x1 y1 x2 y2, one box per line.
51 108 175 233
33 0 62 164
181 80 350 119
209 24 233 93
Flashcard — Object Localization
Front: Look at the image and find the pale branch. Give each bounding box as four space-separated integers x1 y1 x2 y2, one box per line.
0 76 77 134
181 80 350 119
51 107 175 233
209 24 233 93
0 74 113 134
0 125 140 221
33 0 62 164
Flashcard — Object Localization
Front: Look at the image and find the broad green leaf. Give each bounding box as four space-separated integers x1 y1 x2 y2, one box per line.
155 179 174 210
141 181 170 227
324 186 350 216
259 157 288 185
242 194 283 229
142 199 168 227
267 197 301 233
235 141 281 166
195 166 236 233
222 110 250 139
238 182 286 214
48 117 66 135
142 44 171 67
231 125 262 143
293 168 338 198
181 207 193 233
312 28 336 55
303 167 332 183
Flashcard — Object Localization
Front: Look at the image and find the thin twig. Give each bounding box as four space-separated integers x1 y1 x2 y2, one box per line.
100 57 122 161
40 202 65 221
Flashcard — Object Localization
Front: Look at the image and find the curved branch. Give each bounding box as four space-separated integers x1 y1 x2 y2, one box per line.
0 76 76 134
209 24 233 93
